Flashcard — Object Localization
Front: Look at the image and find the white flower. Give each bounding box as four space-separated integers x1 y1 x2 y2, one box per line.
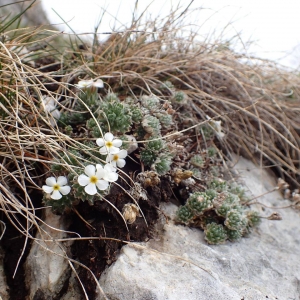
206 115 225 139
78 165 109 195
42 96 61 126
106 149 127 168
96 132 122 155
75 79 104 89
96 164 118 182
42 176 71 200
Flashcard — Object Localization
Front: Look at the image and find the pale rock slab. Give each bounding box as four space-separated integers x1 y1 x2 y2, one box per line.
25 208 72 299
97 156 300 300
60 271 85 300
0 246 9 300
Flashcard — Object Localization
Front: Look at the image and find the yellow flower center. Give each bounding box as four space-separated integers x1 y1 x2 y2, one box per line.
53 184 60 191
90 176 98 184
106 141 113 148
113 154 119 161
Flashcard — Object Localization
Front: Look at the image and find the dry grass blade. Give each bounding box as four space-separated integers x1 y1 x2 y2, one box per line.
71 7 299 188
0 2 299 299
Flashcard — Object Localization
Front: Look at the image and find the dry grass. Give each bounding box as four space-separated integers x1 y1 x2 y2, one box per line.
70 10 300 186
0 25 111 298
0 2 299 298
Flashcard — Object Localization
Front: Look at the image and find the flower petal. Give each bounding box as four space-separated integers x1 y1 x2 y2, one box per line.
104 171 118 182
118 149 128 159
109 146 120 154
99 146 108 155
104 160 117 171
57 176 67 186
116 159 126 168
76 80 93 88
96 138 105 147
104 164 116 173
78 174 90 186
106 154 113 163
93 79 104 88
59 185 71 195
96 164 103 169
42 185 53 194
46 176 56 187
51 190 62 200
51 109 61 120
85 165 95 177
96 164 105 177
110 160 117 168
104 132 114 141
112 139 122 148
45 103 56 112
42 96 55 108
85 183 97 195
96 180 109 190
96 168 105 179
49 117 57 127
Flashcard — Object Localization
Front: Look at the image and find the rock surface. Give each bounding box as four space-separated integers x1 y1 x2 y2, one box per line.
25 208 72 299
0 246 9 299
97 156 300 300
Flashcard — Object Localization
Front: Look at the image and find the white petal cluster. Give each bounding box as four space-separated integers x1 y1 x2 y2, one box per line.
78 164 118 195
42 176 71 200
96 132 122 155
75 79 104 89
75 132 129 196
97 132 128 169
42 96 61 126
42 132 128 198
106 149 128 168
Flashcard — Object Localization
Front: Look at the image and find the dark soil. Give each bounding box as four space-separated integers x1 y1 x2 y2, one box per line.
0 172 173 300
0 55 176 299
0 55 222 300
69 171 173 299
0 189 43 300
1 222 30 300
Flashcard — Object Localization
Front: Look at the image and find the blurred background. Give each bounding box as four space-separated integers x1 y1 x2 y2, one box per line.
2 0 300 69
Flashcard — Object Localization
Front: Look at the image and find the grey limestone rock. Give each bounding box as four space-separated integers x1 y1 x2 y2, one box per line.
25 208 72 299
97 156 300 300
0 246 9 300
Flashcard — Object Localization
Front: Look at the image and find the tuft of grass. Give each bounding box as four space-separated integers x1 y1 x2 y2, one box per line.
0 1 299 298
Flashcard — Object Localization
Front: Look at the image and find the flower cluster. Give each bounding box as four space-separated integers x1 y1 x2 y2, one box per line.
42 132 127 199
78 164 117 195
96 132 128 168
42 176 71 200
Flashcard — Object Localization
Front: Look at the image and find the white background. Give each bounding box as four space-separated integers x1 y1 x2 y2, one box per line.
42 0 300 69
